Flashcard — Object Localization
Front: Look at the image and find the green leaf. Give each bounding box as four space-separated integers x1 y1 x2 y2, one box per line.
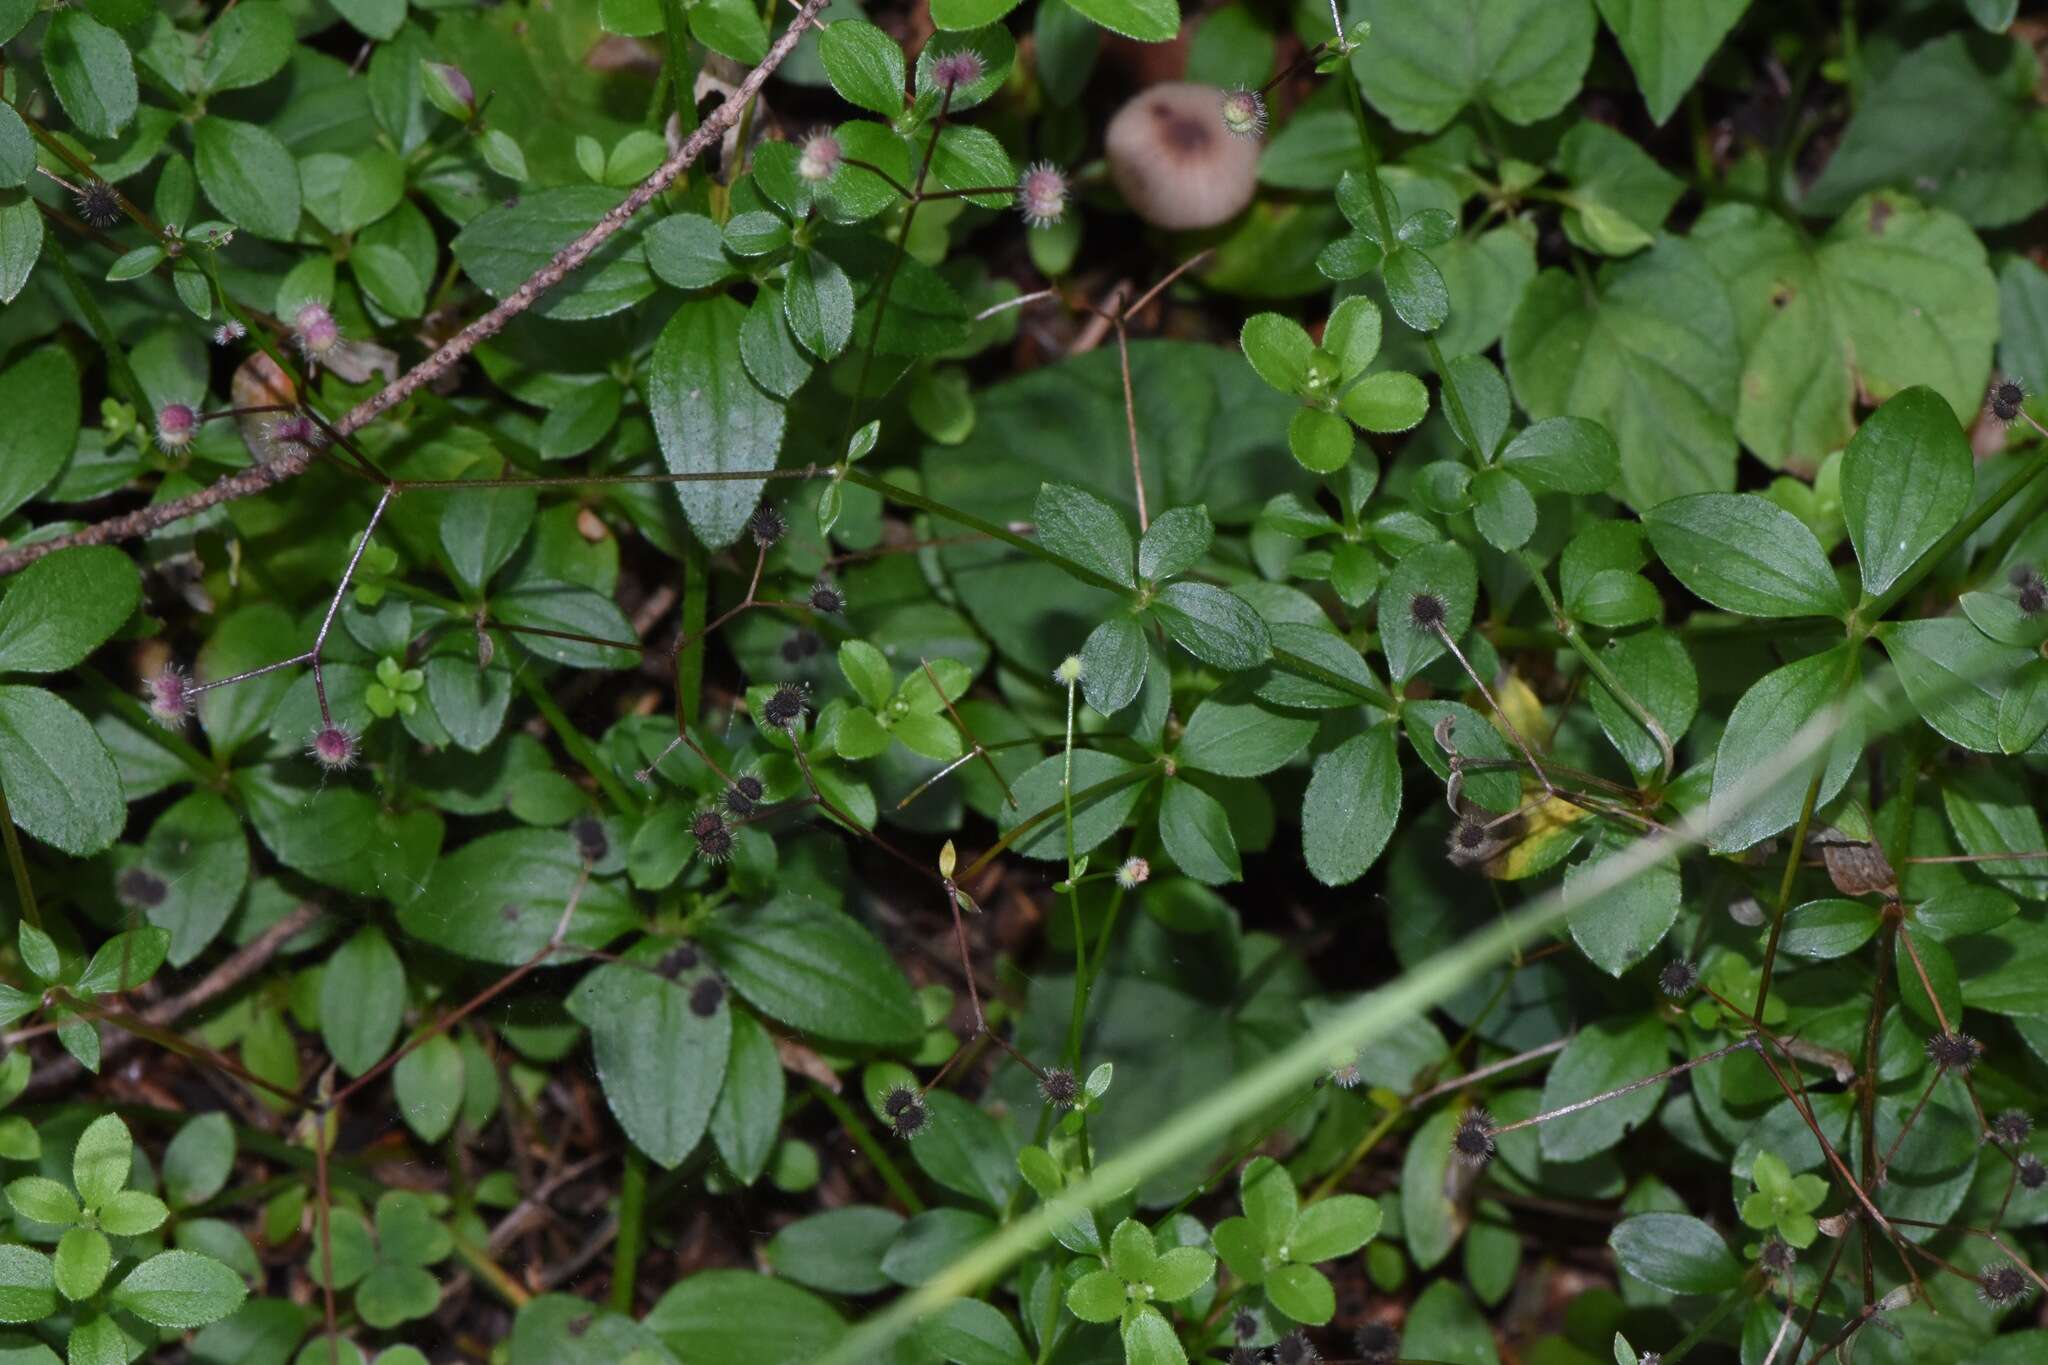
918 1298 1028 1365
1707 645 1862 853
7 1177 81 1226
193 117 300 241
1780 899 1883 959
0 546 139 674
1693 196 1998 472
1288 407 1355 474
1643 493 1845 619
1593 0 1750 124
1470 467 1536 550
201 1 295 92
881 1209 995 1287
1838 387 1972 600
907 1091 1019 1210
785 251 854 361
1383 246 1450 333
1062 0 1178 43
73 1114 132 1208
109 1250 248 1329
649 295 785 550
96 1189 166 1238
1557 121 1684 257
54 1228 110 1302
1585 629 1696 782
768 1207 902 1296
708 1007 782 1185
453 186 653 321
1034 483 1136 589
1378 542 1477 684
1138 506 1212 583
1240 314 1314 393
1302 723 1401 887
699 896 922 1046
1883 617 2030 753
319 927 406 1078
392 1033 463 1144
1401 1281 1500 1365
817 20 905 116
0 1244 56 1323
0 349 79 522
0 686 125 856
1064 1268 1124 1323
399 829 636 965
332 0 405 40
689 0 769 63
1537 1014 1669 1160
1505 238 1737 510
1609 1214 1741 1295
0 104 31 189
1566 839 1681 978
645 213 736 289
1158 779 1239 884
997 751 1149 861
567 955 732 1168
45 10 138 140
931 0 1025 30
1109 1218 1157 1282
1500 416 1620 494
440 486 536 594
1353 0 1596 133
1805 34 2048 229
75 928 168 996
1266 1261 1336 1324
1288 1194 1382 1262
0 191 43 305
1239 1156 1296 1248
162 1114 235 1209
1342 370 1430 433
1080 616 1147 716
1176 693 1316 778
1152 582 1271 671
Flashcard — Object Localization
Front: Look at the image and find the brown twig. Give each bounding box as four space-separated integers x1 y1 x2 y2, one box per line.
0 0 835 579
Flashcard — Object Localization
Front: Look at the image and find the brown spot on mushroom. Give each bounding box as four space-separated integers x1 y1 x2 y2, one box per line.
1105 82 1262 231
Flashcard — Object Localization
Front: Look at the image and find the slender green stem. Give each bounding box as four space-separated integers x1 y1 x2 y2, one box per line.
1521 556 1674 783
674 532 709 726
42 234 148 416
1755 763 1829 1025
1864 442 2048 621
0 772 42 930
516 673 641 814
611 1147 647 1312
1060 673 1085 1070
1661 1273 1761 1363
811 1081 926 1214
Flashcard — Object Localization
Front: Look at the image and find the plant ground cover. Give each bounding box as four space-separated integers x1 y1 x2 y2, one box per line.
2 1 2048 1363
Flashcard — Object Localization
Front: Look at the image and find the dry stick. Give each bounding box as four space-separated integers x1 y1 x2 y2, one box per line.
0 0 835 580
1428 620 1558 799
21 902 326 1095
918 658 1016 809
1404 1036 1569 1108
1487 1036 1756 1138
1105 249 1214 531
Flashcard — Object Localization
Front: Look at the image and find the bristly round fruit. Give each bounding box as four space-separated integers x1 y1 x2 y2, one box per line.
1355 1322 1399 1365
1991 1110 2034 1146
881 1083 929 1140
154 403 198 452
1978 1261 2032 1306
1039 1067 1080 1110
2021 1155 2047 1191
929 47 984 91
1452 1108 1496 1167
748 503 787 548
1660 959 1700 998
1759 1237 1797 1276
308 725 358 771
1408 592 1447 630
267 414 325 454
761 682 808 731
74 180 122 228
570 815 608 862
796 130 842 184
117 867 169 910
1231 1308 1258 1342
1272 1329 1320 1365
1115 856 1150 889
691 809 734 863
212 320 247 346
1219 86 1268 138
2015 566 2047 617
1926 1030 1981 1072
809 580 845 614
689 976 725 1018
723 774 765 817
1018 162 1069 228
1989 379 2027 426
144 666 193 725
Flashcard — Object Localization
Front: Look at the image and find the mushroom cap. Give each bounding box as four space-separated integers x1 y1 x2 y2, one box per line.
1104 82 1262 231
